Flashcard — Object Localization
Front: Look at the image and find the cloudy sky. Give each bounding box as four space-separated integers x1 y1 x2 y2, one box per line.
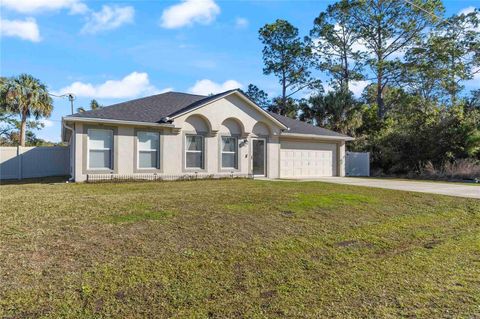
1 0 478 142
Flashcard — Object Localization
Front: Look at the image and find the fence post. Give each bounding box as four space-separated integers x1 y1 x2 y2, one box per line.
17 146 22 180
367 152 370 177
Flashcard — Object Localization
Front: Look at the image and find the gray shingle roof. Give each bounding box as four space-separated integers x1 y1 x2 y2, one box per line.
68 89 350 138
69 91 212 123
268 112 350 138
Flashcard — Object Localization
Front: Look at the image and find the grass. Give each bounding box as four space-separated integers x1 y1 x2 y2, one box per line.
0 179 479 318
103 203 175 224
286 193 378 211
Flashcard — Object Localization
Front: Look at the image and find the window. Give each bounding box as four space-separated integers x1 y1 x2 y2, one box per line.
185 135 204 169
138 131 160 169
88 129 113 170
221 136 237 169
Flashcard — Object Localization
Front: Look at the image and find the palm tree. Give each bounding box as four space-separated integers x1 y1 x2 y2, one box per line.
0 74 53 146
77 99 102 113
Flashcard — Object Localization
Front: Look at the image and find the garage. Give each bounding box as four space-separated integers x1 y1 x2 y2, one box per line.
280 140 337 178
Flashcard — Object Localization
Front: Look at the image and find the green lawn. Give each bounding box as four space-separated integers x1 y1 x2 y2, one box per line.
1 179 479 318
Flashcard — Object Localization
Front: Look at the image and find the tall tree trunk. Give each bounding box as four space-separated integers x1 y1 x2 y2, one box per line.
341 53 349 94
376 21 384 118
281 70 287 115
376 76 384 118
19 111 27 147
450 47 456 107
342 35 349 95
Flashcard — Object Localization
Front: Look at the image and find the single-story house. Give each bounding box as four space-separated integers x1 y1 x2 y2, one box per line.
62 89 353 182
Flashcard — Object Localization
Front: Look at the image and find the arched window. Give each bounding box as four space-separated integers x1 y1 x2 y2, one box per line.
184 115 211 170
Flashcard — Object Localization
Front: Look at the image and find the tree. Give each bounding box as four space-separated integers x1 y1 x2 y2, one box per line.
0 74 53 146
270 96 299 118
466 89 480 111
243 84 271 109
90 99 101 110
0 107 49 146
404 9 479 107
299 89 363 135
402 40 444 105
434 10 479 106
348 0 443 118
258 19 320 115
0 110 17 139
309 0 365 93
77 99 102 113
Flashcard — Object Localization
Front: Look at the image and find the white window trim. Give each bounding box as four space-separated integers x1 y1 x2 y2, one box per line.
185 134 204 169
87 128 113 170
221 136 238 169
137 131 160 170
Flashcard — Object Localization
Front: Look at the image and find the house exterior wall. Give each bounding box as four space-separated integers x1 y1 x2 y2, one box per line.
71 95 283 182
69 94 349 182
337 141 346 177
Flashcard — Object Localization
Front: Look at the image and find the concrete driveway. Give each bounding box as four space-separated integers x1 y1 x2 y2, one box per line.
283 177 480 199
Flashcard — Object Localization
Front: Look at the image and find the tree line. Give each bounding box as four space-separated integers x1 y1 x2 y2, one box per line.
244 0 479 175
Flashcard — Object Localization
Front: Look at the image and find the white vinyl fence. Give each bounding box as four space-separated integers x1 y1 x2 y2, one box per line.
0 146 70 180
346 151 370 177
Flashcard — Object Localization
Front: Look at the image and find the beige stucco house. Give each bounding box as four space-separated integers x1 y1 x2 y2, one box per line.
61 89 353 182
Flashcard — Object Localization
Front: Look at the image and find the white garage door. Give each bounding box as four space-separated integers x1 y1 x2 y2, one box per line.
280 140 337 178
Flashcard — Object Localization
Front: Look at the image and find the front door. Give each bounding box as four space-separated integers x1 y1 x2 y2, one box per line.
252 138 266 176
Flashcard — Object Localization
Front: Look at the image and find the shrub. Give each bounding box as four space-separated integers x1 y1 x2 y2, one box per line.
420 159 480 181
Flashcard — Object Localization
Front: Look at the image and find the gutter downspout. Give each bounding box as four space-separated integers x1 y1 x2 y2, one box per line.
63 121 75 182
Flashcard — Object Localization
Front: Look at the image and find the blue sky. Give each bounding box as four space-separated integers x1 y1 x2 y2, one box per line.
1 0 479 142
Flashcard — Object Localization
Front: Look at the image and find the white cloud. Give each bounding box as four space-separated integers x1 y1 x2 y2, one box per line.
316 29 405 61
55 72 167 99
160 0 220 29
322 82 334 94
0 18 41 42
323 80 369 97
349 80 370 97
351 39 368 54
466 67 480 89
351 38 407 60
1 0 88 14
39 119 54 128
81 5 134 34
459 6 476 16
235 17 248 29
188 79 242 95
69 2 89 15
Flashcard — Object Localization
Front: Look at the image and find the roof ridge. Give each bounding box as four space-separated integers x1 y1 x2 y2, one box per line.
166 91 207 98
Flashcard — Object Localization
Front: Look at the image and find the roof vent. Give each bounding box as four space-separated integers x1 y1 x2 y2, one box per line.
160 116 173 123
